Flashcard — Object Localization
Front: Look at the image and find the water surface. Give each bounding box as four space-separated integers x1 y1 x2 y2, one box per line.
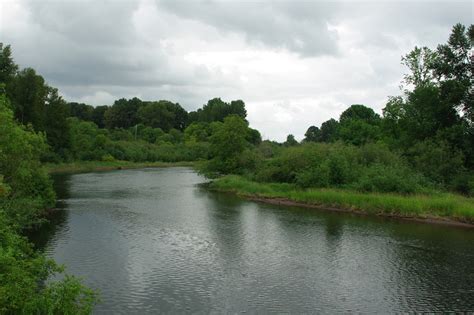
33 167 474 313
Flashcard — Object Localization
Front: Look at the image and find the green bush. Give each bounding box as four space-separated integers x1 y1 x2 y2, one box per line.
352 164 428 194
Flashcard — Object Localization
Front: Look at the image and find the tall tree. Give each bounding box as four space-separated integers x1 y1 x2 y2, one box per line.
0 43 18 86
137 101 175 131
8 68 48 130
44 88 70 156
304 125 321 142
104 97 142 129
209 115 250 173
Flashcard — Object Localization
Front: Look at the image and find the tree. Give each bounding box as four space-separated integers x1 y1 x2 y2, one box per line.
104 97 142 129
338 105 381 145
0 92 97 313
91 105 108 128
319 118 339 142
44 88 70 157
432 23 473 124
67 102 94 121
304 125 321 142
0 43 18 86
189 98 247 123
0 92 54 216
8 68 48 130
184 122 211 143
246 128 262 145
208 115 250 173
165 102 188 130
339 104 380 124
137 101 175 131
284 134 298 146
401 46 437 87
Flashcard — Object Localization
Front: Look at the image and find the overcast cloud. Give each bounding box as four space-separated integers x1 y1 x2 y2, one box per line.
0 0 472 141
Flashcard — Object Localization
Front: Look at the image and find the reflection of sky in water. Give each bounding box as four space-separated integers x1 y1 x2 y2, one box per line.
35 168 474 314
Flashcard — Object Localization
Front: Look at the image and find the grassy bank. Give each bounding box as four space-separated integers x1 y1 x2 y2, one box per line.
45 160 196 174
209 175 474 225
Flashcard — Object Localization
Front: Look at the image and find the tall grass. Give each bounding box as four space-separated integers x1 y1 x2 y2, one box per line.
209 175 474 223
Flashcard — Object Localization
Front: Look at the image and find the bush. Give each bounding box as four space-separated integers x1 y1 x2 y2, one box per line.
352 164 428 194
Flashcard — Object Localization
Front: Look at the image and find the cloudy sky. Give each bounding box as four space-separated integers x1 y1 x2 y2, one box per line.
1 0 472 141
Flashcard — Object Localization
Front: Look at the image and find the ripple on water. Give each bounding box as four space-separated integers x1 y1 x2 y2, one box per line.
37 169 474 314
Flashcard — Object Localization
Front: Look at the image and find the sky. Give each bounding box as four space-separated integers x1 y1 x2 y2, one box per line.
1 0 472 141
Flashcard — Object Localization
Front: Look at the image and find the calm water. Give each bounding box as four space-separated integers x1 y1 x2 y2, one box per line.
32 167 474 313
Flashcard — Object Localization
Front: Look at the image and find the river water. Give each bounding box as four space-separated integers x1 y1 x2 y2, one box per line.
32 167 474 313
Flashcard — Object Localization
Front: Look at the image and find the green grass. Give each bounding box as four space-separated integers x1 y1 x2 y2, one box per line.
45 160 196 174
209 175 474 224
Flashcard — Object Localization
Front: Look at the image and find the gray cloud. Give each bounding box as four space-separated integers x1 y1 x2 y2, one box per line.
157 0 341 57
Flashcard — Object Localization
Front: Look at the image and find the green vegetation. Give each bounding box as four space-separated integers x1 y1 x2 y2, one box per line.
210 176 474 223
0 92 97 313
0 23 473 313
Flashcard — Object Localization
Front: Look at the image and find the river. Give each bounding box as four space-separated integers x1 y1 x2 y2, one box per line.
31 167 474 313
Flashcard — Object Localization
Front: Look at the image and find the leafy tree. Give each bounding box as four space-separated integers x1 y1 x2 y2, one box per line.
401 46 437 87
189 98 247 123
319 118 339 142
68 118 103 160
168 128 184 144
207 115 250 174
339 104 380 124
0 92 97 313
44 88 70 157
165 101 188 130
91 105 108 128
338 119 381 146
338 105 381 146
184 122 211 143
0 92 54 222
304 125 321 142
8 68 48 130
137 101 175 131
431 23 473 123
67 102 94 121
139 126 165 143
284 134 298 146
104 97 142 129
246 128 262 145
0 43 18 86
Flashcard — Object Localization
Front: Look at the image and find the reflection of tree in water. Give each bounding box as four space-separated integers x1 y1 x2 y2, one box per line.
200 190 247 262
27 174 72 251
387 222 474 311
323 214 344 243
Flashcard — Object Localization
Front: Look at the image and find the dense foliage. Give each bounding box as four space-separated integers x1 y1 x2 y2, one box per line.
0 92 97 313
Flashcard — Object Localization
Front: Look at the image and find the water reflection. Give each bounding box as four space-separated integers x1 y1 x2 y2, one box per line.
31 168 474 313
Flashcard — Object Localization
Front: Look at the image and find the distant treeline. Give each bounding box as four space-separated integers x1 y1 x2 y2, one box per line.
0 50 257 162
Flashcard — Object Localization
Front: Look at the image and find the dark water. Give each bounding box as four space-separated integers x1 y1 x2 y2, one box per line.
32 167 474 313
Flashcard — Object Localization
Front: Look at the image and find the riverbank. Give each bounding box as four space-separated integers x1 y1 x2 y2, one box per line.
45 160 196 174
208 175 474 227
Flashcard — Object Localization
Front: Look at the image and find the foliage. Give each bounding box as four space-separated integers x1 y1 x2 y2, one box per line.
205 115 252 174
0 44 18 86
0 92 97 312
284 134 298 146
253 142 430 194
104 97 141 129
188 98 247 123
0 94 54 225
